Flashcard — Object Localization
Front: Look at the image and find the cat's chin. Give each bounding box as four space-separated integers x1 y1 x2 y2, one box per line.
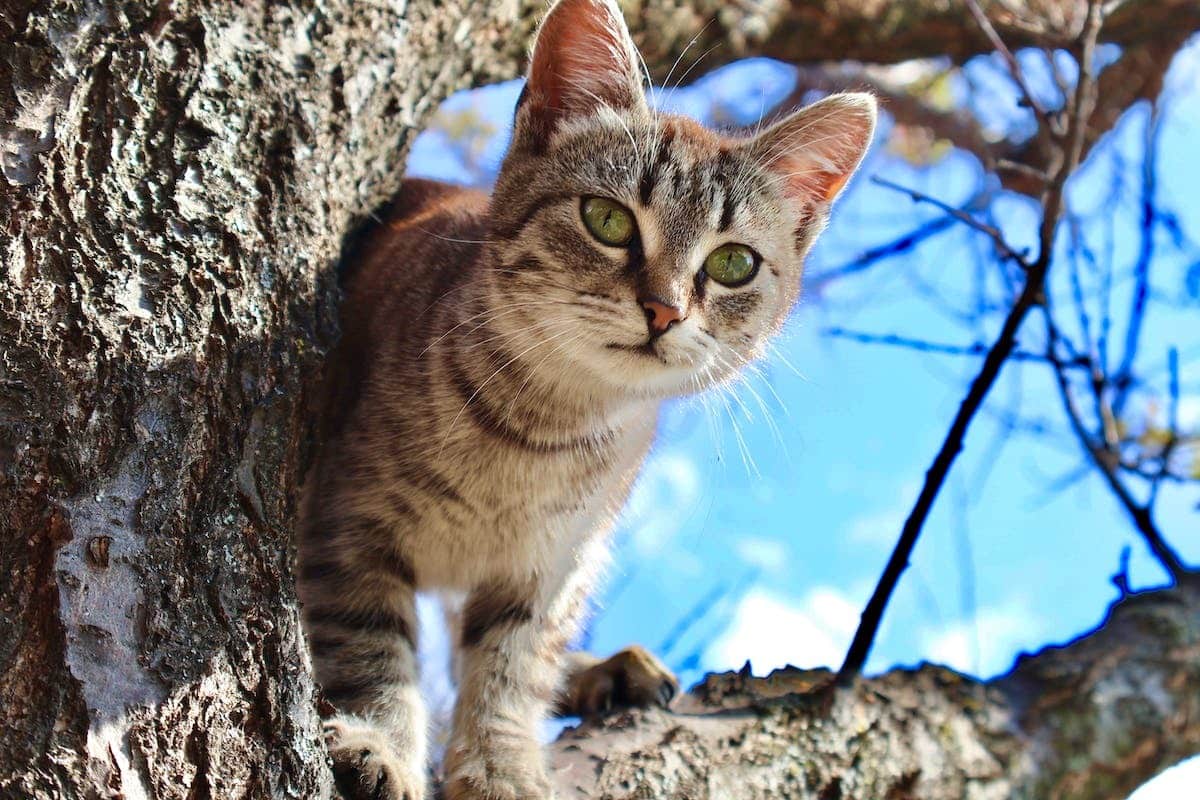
588 341 716 398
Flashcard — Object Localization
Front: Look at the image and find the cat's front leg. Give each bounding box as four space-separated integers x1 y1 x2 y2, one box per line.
443 576 584 800
300 524 428 800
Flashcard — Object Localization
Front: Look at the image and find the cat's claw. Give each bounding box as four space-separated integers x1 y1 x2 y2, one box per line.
563 645 679 717
325 717 426 800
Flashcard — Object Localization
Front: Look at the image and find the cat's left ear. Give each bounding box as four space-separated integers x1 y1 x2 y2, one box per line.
747 92 877 205
515 0 649 148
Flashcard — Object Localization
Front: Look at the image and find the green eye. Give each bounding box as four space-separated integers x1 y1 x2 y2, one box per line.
704 243 758 286
581 197 636 246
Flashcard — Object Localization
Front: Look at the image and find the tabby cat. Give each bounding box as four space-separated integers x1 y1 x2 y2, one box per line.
298 1 876 797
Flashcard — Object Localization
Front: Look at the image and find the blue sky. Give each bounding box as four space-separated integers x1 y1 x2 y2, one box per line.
407 39 1200 792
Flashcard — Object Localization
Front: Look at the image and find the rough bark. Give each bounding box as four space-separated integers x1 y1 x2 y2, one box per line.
1 1 537 796
552 578 1200 800
1 0 1195 798
748 0 1200 69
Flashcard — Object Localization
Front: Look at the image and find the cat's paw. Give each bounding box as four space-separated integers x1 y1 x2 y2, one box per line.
325 717 426 800
562 645 679 716
442 739 553 800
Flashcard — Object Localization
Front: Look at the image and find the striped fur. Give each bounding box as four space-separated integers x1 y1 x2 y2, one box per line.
299 1 875 798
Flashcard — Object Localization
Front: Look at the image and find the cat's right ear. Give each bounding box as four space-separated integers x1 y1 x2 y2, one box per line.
513 0 649 151
747 92 877 206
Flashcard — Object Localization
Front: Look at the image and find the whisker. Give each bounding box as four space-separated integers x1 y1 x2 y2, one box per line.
668 41 722 98
415 226 491 245
765 340 807 381
505 330 592 420
418 300 568 359
575 85 641 165
661 19 715 99
436 328 574 459
714 387 759 478
458 316 580 354
729 359 786 448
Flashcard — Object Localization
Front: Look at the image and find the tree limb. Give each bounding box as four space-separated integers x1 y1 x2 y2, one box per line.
835 0 1107 685
752 0 1199 67
551 578 1200 800
755 31 1192 197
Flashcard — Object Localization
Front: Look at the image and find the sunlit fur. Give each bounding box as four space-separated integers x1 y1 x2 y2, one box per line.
298 1 875 798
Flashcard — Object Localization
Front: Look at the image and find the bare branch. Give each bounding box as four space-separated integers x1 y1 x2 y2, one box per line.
871 176 1029 266
1149 347 1181 507
835 0 1109 687
964 0 1056 127
1042 316 1189 581
806 216 956 292
1111 108 1164 417
823 327 1087 368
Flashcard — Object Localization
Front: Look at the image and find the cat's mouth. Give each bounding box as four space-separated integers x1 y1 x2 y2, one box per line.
605 340 669 364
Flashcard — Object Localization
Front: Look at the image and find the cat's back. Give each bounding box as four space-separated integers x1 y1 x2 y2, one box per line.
344 178 490 318
340 178 490 362
323 178 489 436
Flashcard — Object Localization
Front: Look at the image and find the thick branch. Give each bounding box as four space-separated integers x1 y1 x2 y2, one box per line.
759 33 1191 197
458 1 1200 91
551 579 1200 800
778 0 1196 64
689 0 1200 73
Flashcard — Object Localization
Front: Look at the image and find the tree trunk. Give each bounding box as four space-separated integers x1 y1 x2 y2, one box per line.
1 1 1194 798
2 1 522 795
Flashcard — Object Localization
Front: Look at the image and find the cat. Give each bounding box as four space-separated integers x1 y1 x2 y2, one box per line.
297 0 875 798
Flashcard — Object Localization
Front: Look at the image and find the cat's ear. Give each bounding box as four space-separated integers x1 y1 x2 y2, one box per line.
515 0 649 146
747 93 877 204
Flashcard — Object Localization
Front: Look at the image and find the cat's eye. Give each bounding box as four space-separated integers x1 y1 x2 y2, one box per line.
704 243 758 286
581 197 636 247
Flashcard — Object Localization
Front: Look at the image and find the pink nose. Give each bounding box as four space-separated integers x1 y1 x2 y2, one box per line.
641 298 686 335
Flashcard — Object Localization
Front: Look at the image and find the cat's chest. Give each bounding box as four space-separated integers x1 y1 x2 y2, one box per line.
445 428 648 526
392 429 651 588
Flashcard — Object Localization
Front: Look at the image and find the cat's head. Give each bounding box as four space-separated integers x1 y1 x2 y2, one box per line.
487 0 875 400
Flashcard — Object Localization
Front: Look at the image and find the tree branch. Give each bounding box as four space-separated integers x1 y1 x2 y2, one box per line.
551 579 1200 800
747 0 1200 68
1043 317 1190 582
748 26 1193 198
871 176 1029 265
823 326 1087 368
834 0 1107 687
964 0 1055 126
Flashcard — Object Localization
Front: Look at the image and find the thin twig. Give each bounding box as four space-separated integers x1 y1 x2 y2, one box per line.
964 0 1056 130
997 159 1050 183
871 176 1030 267
1112 108 1163 417
1043 317 1188 581
1149 348 1181 507
806 216 956 291
823 327 1089 368
657 569 758 660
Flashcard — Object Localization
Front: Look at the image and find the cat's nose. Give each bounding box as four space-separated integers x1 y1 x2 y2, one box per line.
640 297 686 337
